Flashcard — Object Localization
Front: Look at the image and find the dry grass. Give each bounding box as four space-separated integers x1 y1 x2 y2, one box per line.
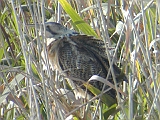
0 0 160 120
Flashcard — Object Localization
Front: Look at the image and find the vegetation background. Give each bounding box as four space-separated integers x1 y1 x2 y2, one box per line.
0 0 160 120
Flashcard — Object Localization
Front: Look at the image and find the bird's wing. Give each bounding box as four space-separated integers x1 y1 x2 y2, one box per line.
70 35 107 58
70 35 126 82
47 35 126 87
54 37 110 90
58 38 107 79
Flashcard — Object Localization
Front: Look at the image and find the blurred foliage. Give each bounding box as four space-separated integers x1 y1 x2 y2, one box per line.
0 0 160 120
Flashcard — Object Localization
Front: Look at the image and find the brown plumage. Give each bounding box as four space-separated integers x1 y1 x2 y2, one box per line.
42 22 127 99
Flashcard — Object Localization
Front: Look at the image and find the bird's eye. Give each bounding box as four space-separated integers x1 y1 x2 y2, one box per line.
46 25 50 29
46 24 58 35
46 25 52 31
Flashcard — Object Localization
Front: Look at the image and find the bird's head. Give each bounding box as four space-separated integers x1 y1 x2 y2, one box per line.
43 22 79 39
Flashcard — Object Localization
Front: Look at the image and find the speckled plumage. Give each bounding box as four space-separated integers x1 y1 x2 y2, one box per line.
43 22 126 99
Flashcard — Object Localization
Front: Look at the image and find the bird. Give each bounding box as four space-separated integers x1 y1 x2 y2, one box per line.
41 22 127 101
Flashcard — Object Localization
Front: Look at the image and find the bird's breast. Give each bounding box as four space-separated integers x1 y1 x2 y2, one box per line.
47 39 62 70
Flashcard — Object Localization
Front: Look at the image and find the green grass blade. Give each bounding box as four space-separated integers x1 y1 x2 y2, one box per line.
58 0 98 37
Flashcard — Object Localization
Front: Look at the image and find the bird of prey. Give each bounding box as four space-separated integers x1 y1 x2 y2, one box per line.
41 22 127 100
